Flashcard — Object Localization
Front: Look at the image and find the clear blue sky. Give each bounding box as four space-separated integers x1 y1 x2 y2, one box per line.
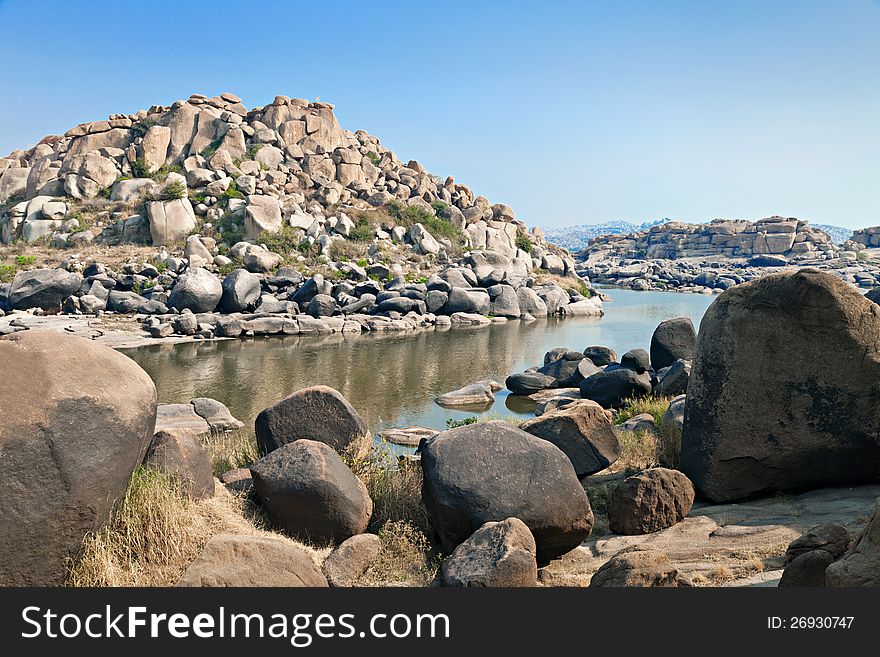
1 0 878 229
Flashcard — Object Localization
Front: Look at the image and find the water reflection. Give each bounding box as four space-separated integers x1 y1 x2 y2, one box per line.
124 289 715 434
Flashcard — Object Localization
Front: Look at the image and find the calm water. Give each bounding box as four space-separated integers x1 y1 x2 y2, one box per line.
124 288 715 435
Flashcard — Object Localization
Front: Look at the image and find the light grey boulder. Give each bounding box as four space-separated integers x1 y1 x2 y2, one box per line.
441 518 538 587
168 267 222 313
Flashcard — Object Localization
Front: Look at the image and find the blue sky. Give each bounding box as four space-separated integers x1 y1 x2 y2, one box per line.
0 0 878 228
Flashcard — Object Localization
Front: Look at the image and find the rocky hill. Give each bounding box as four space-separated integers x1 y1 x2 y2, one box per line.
0 92 600 338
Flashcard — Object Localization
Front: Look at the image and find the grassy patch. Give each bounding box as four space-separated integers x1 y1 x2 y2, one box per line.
204 430 260 476
258 225 305 256
615 396 672 426
201 136 224 158
616 429 661 470
515 230 533 253
0 262 17 282
386 201 466 248
66 466 207 587
328 239 369 262
161 180 187 201
355 520 438 587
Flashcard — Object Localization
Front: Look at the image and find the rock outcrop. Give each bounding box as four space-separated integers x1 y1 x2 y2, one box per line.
441 518 538 587
681 269 880 502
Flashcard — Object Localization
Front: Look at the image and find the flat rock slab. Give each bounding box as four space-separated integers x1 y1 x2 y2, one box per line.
155 404 211 434
541 482 880 587
378 427 439 447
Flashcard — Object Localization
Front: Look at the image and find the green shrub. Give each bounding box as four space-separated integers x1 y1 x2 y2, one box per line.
216 257 245 277
385 202 466 248
130 118 156 140
15 255 36 267
200 136 224 158
216 213 245 245
430 200 449 216
0 263 17 283
445 417 478 429
365 151 381 166
259 225 306 256
161 180 187 200
220 180 245 206
351 213 379 243
515 231 533 253
246 144 263 160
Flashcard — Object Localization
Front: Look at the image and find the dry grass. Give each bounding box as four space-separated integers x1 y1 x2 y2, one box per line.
0 242 159 271
616 428 662 470
66 466 326 587
203 429 260 476
355 520 439 587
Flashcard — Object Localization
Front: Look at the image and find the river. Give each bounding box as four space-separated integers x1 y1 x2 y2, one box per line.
125 288 715 436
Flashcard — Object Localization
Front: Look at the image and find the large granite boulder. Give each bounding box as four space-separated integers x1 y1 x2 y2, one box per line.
681 269 880 502
441 518 538 587
420 421 594 564
0 331 157 585
322 533 382 587
177 534 327 587
168 267 222 313
9 268 82 310
649 317 696 370
251 439 373 544
146 198 196 245
254 385 370 457
520 400 620 476
220 268 261 312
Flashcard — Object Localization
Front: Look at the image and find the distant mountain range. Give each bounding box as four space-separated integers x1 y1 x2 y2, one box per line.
542 219 853 251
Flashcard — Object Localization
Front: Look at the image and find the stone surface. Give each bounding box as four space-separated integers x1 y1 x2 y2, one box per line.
9 268 82 310
520 400 620 477
826 503 880 587
681 269 880 503
589 547 693 587
579 368 652 408
146 198 196 245
177 534 327 587
650 317 696 370
608 468 695 535
322 533 382 587
255 385 370 457
441 518 538 587
0 331 157 585
143 428 214 500
168 267 222 313
251 440 373 544
420 421 594 564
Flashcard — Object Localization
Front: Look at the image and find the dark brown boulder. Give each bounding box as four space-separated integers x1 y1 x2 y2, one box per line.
650 317 696 370
520 400 620 476
251 439 372 544
579 367 652 408
608 468 695 535
255 385 370 458
785 523 851 562
0 330 157 585
420 421 593 564
779 549 836 587
143 428 214 500
682 269 880 502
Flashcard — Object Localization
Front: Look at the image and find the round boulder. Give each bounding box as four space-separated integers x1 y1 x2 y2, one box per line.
589 547 692 587
168 267 222 313
255 385 370 457
520 400 620 476
579 368 652 408
681 269 880 502
322 533 382 587
620 349 650 374
250 439 373 544
650 317 696 371
420 421 594 564
0 331 157 585
584 345 617 366
608 468 695 535
219 268 261 312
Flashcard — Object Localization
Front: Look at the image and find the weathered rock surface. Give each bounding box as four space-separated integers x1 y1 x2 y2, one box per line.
649 317 696 370
826 503 880 587
608 468 695 535
579 367 652 408
420 421 594 564
322 533 382 587
681 269 880 503
520 400 620 476
254 385 370 457
9 268 81 310
441 518 538 587
0 331 157 585
168 267 222 313
177 534 327 587
589 547 693 587
434 380 500 407
251 439 373 544
143 428 214 500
